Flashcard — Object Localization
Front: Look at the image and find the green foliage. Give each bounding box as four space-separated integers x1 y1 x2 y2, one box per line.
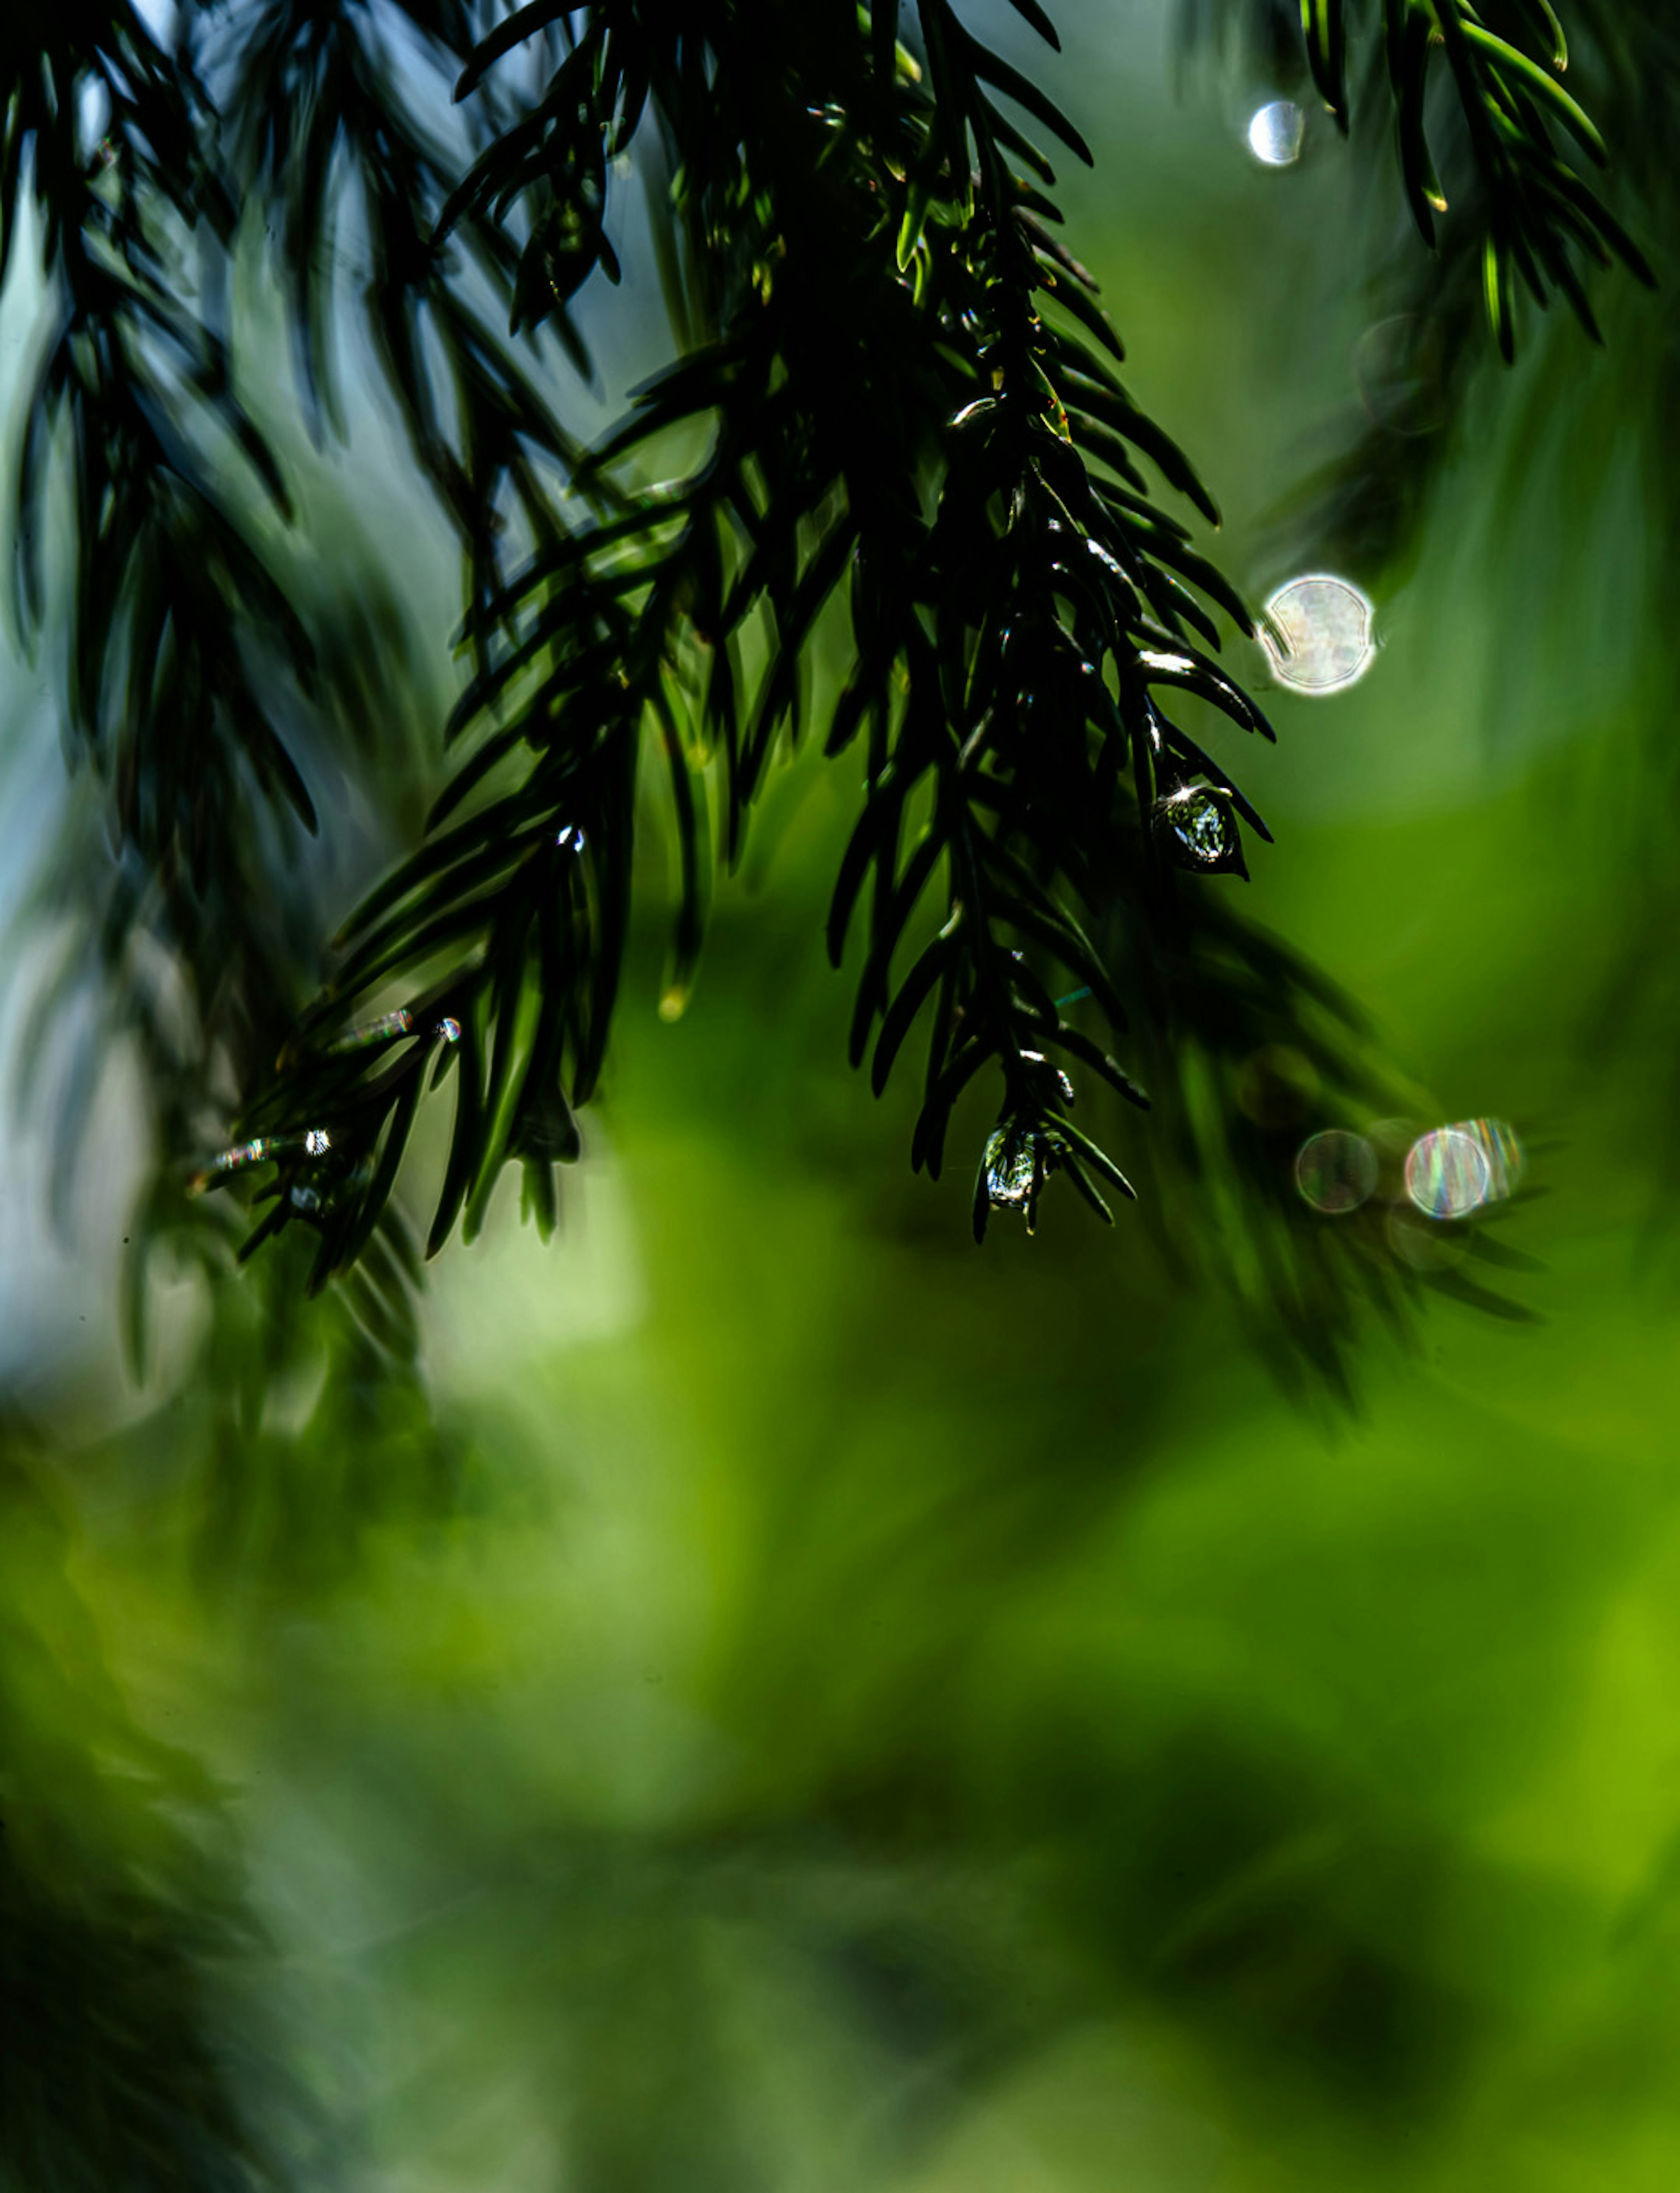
0 1441 315 2189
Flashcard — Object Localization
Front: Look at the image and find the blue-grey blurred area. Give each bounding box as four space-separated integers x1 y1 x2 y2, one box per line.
4 1 1680 2187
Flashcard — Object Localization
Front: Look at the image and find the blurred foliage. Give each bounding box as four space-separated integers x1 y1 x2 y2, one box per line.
0 1439 317 2190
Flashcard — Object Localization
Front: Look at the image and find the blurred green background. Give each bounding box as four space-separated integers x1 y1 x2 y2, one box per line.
5 2 1680 2187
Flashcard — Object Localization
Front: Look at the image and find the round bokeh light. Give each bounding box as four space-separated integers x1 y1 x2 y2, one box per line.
1247 101 1305 167
1295 1129 1379 1216
1404 1127 1491 1221
1262 575 1376 695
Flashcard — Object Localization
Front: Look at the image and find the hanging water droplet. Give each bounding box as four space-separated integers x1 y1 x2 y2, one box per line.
556 824 587 852
304 1128 331 1156
1246 100 1305 167
983 1123 1038 1215
290 1185 321 1214
1155 787 1244 874
437 1017 462 1043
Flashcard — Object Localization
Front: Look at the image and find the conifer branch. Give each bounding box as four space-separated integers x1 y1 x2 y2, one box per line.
225 0 1309 1275
3 0 1613 1371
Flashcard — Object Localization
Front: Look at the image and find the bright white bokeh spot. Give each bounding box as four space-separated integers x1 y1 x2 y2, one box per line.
1247 101 1305 167
1294 1130 1378 1215
1261 575 1376 696
1405 1127 1490 1221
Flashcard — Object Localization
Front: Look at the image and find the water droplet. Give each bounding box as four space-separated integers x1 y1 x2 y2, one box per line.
1155 787 1243 874
329 1007 413 1052
983 1123 1039 1217
1261 575 1376 695
1247 100 1305 167
556 824 587 852
1295 1129 1378 1214
437 1017 462 1043
304 1128 330 1156
290 1185 321 1214
658 984 690 1023
1405 1126 1490 1220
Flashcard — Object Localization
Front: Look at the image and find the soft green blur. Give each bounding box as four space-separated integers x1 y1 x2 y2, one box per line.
7 3 1680 2187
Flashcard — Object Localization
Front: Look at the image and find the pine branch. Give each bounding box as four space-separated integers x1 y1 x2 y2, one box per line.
5 0 1591 1379
223 0 1303 1277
